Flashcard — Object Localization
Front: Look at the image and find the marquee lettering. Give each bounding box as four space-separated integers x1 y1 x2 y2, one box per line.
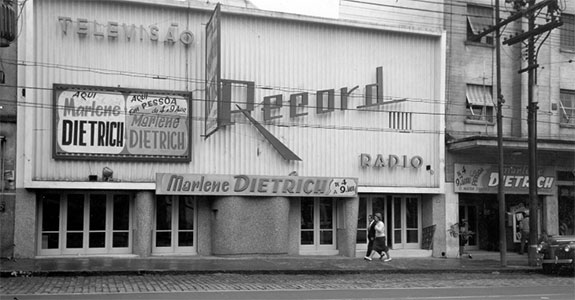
58 16 194 46
221 67 398 123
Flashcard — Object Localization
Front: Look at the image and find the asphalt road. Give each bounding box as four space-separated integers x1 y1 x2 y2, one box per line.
2 272 574 300
4 285 575 300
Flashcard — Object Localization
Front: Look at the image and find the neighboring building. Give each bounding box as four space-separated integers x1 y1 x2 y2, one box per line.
444 0 575 254
13 0 446 258
0 0 18 259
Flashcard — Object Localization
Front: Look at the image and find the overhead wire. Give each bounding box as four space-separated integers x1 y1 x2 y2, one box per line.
0 79 570 137
2 0 573 137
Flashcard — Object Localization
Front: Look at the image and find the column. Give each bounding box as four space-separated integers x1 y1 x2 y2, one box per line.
336 196 359 257
133 191 154 257
13 188 35 258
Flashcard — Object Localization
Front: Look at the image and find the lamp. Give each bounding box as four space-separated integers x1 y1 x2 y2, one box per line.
102 167 113 181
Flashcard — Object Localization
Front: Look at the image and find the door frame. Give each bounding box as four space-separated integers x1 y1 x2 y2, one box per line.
299 197 338 255
152 195 197 255
458 203 479 250
356 195 387 253
390 195 422 249
37 191 133 256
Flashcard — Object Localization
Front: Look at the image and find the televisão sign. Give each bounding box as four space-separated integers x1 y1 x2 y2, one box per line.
53 84 191 162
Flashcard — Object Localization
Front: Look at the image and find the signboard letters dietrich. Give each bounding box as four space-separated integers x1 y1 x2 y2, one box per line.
156 173 358 197
454 164 555 194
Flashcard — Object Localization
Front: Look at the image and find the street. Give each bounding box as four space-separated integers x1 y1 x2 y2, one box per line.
1 272 574 299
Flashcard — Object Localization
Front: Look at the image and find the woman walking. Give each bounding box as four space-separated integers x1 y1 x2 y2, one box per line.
368 213 391 261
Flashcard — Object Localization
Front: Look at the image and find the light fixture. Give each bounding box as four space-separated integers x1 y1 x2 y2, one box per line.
511 151 523 156
102 167 113 181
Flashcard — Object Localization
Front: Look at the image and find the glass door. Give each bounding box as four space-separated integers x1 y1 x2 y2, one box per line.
39 192 132 256
390 196 421 249
300 198 337 255
153 195 196 254
356 195 387 253
459 204 478 250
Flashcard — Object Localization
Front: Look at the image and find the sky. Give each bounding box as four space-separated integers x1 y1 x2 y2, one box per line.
249 0 339 18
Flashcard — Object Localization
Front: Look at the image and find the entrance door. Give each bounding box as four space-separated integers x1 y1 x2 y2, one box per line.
356 195 386 248
390 196 421 249
153 195 197 254
300 198 337 255
459 204 478 250
38 192 132 256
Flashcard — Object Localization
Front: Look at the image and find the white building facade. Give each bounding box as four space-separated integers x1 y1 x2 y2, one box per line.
14 0 447 258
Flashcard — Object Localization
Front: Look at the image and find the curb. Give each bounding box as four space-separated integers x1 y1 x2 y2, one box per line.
0 267 542 278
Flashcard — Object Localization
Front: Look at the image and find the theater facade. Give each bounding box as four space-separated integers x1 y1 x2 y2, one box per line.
14 0 447 258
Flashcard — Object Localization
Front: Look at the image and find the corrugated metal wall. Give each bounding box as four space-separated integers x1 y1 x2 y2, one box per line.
25 0 443 188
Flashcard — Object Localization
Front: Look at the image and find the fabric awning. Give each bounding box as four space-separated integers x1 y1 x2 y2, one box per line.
467 16 493 35
466 84 494 106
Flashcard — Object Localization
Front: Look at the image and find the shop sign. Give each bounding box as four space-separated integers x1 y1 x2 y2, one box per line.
220 67 404 124
156 173 358 197
57 17 194 46
454 164 555 194
204 3 223 138
53 84 191 162
360 153 423 169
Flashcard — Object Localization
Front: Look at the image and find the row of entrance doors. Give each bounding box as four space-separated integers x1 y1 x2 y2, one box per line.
38 192 422 256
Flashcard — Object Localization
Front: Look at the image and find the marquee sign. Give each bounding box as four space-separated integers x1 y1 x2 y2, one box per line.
156 173 358 197
53 84 191 162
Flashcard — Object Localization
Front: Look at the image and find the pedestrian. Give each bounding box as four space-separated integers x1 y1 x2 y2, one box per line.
519 211 530 255
364 215 375 261
367 212 391 261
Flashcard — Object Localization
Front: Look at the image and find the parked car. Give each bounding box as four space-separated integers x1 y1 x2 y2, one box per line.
536 235 575 274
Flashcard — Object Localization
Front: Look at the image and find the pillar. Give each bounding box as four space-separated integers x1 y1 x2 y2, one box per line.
13 188 35 258
287 197 301 255
336 196 359 257
133 191 154 257
443 183 460 257
543 194 558 236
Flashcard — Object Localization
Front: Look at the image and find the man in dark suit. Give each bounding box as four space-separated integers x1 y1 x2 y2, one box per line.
364 215 376 261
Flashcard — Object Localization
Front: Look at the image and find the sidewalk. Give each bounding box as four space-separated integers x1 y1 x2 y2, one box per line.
1 251 538 277
0 251 538 277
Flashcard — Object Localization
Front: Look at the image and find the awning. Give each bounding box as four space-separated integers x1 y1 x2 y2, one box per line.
467 16 492 36
466 84 494 106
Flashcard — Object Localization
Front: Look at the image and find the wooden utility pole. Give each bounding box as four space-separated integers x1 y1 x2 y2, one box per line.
474 0 562 267
495 0 506 267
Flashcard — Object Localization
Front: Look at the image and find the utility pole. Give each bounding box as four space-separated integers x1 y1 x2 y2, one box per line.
526 0 539 267
495 0 506 267
474 0 562 267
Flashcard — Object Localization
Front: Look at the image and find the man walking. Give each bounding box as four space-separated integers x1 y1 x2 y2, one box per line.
364 215 375 261
519 211 530 255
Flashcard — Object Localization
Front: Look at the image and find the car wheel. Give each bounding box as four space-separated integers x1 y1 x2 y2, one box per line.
542 263 555 274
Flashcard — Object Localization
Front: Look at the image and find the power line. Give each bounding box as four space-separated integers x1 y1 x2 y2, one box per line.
1 82 569 134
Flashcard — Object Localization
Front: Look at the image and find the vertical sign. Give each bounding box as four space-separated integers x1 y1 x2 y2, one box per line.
205 3 222 138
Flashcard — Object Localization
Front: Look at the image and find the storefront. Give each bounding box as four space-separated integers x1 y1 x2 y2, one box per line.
14 0 445 258
452 162 573 253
